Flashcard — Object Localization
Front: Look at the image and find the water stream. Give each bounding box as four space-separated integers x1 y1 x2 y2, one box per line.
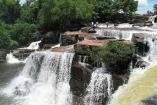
84 68 112 105
1 51 74 105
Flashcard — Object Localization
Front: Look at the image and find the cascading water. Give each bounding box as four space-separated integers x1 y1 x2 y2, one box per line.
84 68 112 105
6 53 26 64
1 51 74 105
96 28 133 40
26 40 41 50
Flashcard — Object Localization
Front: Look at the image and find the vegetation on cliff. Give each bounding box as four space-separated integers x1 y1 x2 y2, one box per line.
0 0 138 49
75 41 136 74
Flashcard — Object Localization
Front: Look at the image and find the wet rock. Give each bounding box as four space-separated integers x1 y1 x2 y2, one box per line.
132 23 145 27
112 74 129 92
81 27 96 33
70 62 93 96
132 33 150 55
144 21 153 26
142 95 157 105
132 33 148 43
73 95 84 105
13 49 35 60
132 55 150 68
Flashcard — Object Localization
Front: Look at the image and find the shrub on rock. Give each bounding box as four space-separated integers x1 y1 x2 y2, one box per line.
103 41 136 74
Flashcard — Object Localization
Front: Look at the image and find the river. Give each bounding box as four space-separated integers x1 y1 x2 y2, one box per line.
0 63 24 105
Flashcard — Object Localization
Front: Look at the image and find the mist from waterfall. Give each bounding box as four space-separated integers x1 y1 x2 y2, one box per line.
6 53 26 64
2 51 74 105
84 68 112 105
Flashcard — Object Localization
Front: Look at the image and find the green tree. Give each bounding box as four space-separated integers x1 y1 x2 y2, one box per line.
0 22 18 49
0 0 21 23
38 0 93 31
11 22 38 46
103 41 136 74
20 0 39 23
91 0 138 22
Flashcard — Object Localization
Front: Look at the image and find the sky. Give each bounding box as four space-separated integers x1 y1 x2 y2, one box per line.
136 0 157 14
20 0 156 14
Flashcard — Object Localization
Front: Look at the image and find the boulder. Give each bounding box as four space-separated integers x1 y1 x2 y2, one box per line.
132 33 149 44
13 49 35 60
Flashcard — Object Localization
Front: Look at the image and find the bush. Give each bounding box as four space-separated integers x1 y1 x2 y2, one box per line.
0 22 17 49
11 22 38 46
75 41 136 74
103 41 136 74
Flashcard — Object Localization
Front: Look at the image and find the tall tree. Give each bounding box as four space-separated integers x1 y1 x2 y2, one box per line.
38 0 93 31
0 0 21 23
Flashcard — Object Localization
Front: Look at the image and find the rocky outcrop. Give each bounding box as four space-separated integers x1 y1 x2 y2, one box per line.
13 48 35 60
81 27 96 33
132 33 150 56
132 55 150 68
112 74 129 91
61 31 96 46
70 62 93 96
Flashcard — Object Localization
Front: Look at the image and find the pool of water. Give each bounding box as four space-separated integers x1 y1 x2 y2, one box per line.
0 63 24 105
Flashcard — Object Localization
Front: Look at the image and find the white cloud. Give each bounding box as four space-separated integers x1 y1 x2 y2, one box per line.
136 0 148 7
20 0 26 5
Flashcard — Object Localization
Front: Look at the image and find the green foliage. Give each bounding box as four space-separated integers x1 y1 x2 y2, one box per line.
91 0 138 22
0 22 17 49
75 41 136 73
104 41 136 73
0 0 138 49
11 22 38 46
45 31 60 44
38 0 93 31
0 0 21 23
20 0 39 23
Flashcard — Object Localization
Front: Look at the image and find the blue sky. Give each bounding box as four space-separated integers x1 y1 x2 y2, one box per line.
20 0 156 14
137 0 156 13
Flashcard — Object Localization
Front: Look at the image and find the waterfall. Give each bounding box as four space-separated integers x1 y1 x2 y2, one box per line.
96 28 134 40
2 51 74 105
26 40 41 50
84 68 113 105
6 52 26 64
148 15 157 28
108 33 157 105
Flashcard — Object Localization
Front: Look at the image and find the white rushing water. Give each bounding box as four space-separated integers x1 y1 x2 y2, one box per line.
96 28 157 41
148 15 157 28
27 40 41 50
6 53 26 64
84 68 112 105
2 51 74 105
